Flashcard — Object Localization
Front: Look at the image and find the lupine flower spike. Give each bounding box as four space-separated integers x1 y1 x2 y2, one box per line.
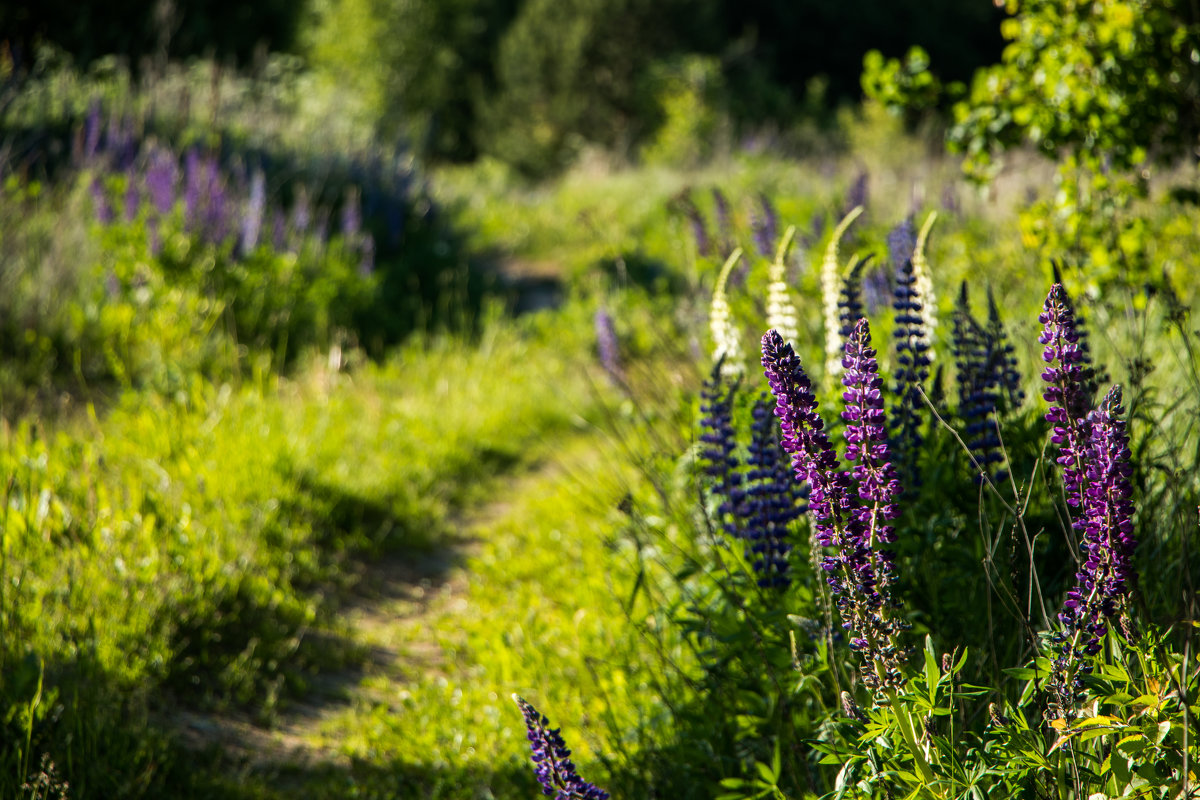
742 393 808 588
710 249 745 377
698 361 743 541
513 695 609 800
1049 386 1136 719
1039 283 1093 535
822 206 864 379
765 226 800 346
890 218 934 485
762 326 907 691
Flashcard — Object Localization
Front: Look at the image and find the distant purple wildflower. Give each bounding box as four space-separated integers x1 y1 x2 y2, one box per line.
358 234 376 277
711 187 732 254
145 148 178 215
90 177 113 224
843 170 869 220
752 193 779 258
593 308 623 383
123 182 140 222
886 217 916 274
838 257 869 345
83 101 102 163
513 696 609 800
861 262 891 316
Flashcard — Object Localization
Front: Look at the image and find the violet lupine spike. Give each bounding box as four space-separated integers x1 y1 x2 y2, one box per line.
986 287 1024 413
513 696 609 800
762 330 906 690
698 361 744 541
953 283 1005 482
742 394 809 588
1050 386 1136 717
889 240 931 487
1039 284 1092 531
837 256 869 347
593 308 624 384
841 319 900 586
752 192 779 258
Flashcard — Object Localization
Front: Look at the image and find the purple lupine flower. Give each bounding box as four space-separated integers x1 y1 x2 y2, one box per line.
685 199 712 257
593 308 623 383
711 187 732 254
1050 386 1136 718
1039 283 1092 529
83 100 102 163
838 256 869 345
953 283 1010 482
341 187 362 239
762 329 907 690
804 210 827 249
145 148 178 215
90 177 113 224
183 148 202 230
1049 262 1105 399
513 696 609 800
841 319 900 581
358 233 376 277
698 361 744 541
843 170 869 220
889 233 932 487
986 288 1024 412
240 169 266 255
751 192 779 258
886 217 916 275
123 181 140 222
861 261 891 316
741 393 808 588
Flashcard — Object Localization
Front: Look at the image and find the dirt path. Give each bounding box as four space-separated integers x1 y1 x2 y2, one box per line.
176 432 602 782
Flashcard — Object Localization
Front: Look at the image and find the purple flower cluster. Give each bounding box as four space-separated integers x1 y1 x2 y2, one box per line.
953 283 1023 482
762 324 907 689
1039 284 1093 528
698 365 807 588
593 308 624 384
889 221 931 484
513 695 609 800
752 193 780 258
1049 386 1137 715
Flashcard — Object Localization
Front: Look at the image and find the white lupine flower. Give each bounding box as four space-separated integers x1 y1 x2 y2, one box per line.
912 211 939 363
821 206 863 379
710 249 745 377
766 226 799 346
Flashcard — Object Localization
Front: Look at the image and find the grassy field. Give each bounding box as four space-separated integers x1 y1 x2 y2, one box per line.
0 58 1198 799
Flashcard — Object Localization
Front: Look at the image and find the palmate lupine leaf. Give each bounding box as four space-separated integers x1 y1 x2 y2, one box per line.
821 206 864 379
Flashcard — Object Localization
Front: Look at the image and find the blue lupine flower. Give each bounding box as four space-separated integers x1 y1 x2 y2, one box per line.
513 696 609 800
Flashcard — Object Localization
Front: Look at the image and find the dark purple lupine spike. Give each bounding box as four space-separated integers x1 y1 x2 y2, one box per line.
144 147 178 216
843 170 869 220
513 696 609 800
1050 262 1105 400
1050 385 1136 718
90 177 113 224
711 187 732 253
1040 283 1092 531
183 148 202 230
890 238 931 486
986 287 1024 412
762 330 907 690
841 319 900 586
861 261 891 316
954 283 1005 483
83 100 102 163
698 360 744 542
358 234 376 277
593 308 623 384
741 393 808 588
838 256 869 346
886 217 916 275
752 193 779 258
